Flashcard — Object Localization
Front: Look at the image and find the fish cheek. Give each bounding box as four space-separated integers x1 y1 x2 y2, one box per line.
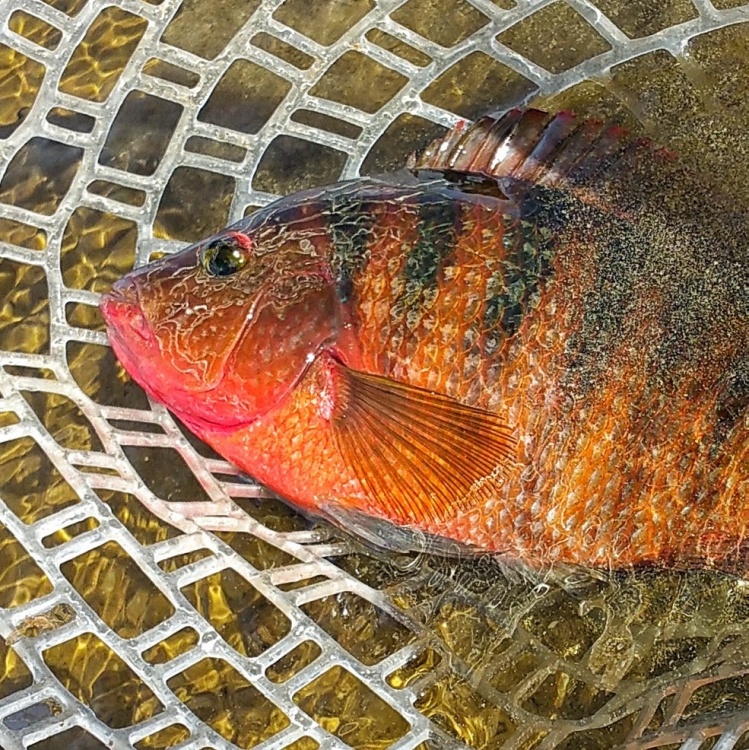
222 283 341 419
131 250 256 392
142 291 249 391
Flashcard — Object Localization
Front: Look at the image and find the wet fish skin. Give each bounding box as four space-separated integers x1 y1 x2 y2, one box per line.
101 110 749 576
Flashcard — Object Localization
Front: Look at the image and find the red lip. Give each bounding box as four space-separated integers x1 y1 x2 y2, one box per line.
100 279 153 345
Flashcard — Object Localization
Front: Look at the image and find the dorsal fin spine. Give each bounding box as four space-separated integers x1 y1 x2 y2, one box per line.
412 108 664 193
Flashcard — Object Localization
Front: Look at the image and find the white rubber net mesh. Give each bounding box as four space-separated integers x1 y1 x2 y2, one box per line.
0 1 748 749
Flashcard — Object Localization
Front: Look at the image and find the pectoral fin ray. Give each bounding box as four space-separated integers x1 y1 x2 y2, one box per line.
329 361 517 526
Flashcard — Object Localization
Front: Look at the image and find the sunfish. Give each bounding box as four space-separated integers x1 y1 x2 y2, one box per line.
101 109 749 576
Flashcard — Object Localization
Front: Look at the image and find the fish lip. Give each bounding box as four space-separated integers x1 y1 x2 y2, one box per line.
103 274 140 307
100 281 154 345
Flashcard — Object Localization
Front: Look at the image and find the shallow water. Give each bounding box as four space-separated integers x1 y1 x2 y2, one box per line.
1 1 749 749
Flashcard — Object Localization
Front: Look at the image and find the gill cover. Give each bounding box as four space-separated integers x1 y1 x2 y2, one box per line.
221 272 342 419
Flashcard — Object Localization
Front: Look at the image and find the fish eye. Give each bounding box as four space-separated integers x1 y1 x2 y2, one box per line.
200 237 248 277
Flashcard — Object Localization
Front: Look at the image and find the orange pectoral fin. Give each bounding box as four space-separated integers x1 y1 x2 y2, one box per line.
329 361 517 526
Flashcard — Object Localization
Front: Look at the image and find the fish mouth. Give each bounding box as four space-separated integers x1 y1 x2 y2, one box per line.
100 278 154 347
100 283 211 422
99 283 181 408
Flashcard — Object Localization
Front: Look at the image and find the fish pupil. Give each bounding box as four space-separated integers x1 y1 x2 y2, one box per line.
201 237 247 277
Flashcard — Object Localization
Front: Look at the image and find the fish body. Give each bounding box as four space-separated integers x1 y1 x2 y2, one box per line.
101 110 749 575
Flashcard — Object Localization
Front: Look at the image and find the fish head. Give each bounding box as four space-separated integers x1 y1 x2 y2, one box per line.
100 210 341 433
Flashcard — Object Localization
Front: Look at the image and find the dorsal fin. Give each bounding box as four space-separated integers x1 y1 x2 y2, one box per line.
409 108 672 196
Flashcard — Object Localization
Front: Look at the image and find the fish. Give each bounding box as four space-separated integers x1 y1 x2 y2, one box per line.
100 109 749 576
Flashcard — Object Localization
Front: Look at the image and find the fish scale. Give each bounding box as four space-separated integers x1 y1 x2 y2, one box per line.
102 109 749 576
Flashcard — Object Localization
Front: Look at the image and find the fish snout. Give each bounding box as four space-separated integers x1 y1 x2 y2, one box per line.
100 277 153 344
108 275 140 305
